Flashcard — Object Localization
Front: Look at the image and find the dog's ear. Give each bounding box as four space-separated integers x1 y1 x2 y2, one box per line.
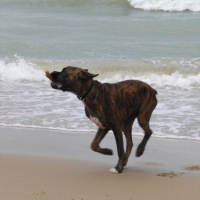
78 70 99 80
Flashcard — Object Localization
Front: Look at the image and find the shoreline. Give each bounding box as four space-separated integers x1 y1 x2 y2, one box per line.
1 126 200 200
0 126 200 171
0 124 200 142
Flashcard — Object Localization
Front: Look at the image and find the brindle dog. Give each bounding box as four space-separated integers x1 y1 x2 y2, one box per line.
49 66 157 174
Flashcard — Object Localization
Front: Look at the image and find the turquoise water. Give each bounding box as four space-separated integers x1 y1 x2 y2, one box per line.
1 0 200 60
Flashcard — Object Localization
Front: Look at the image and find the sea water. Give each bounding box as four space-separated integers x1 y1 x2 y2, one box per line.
0 0 200 140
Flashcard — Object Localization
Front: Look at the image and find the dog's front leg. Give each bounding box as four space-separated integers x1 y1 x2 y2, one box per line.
109 127 125 174
91 128 113 155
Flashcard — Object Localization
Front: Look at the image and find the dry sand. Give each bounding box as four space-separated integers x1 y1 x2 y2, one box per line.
0 127 200 200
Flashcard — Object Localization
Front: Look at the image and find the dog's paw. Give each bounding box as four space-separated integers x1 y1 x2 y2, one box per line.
104 148 113 155
109 168 118 174
136 146 144 157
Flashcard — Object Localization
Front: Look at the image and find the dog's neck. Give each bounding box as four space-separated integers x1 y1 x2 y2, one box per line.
77 80 95 101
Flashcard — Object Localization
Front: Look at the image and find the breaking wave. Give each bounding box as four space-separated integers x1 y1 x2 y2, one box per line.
128 0 200 12
0 57 200 89
0 57 46 82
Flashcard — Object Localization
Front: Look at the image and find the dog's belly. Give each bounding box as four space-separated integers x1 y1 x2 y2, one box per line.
90 116 106 129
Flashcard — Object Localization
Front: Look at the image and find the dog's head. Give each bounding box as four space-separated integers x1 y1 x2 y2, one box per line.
50 66 98 94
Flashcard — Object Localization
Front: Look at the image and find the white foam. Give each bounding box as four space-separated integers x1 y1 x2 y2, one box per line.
0 56 46 82
78 58 200 89
128 0 200 12
101 71 200 89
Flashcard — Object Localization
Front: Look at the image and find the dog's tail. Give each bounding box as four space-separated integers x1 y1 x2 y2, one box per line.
139 85 157 116
147 87 157 113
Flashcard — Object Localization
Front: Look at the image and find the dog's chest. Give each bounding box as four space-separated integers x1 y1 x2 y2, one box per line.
90 116 106 129
82 100 106 129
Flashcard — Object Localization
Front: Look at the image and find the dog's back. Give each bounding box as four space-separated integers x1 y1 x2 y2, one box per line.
95 80 157 123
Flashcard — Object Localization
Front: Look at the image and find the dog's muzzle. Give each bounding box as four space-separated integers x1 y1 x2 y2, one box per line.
51 82 63 89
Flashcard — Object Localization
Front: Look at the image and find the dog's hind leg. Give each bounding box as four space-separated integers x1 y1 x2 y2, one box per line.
136 95 157 157
122 119 135 167
136 117 152 157
91 128 113 155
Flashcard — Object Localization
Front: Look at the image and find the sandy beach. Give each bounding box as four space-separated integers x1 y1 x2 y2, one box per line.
0 127 200 200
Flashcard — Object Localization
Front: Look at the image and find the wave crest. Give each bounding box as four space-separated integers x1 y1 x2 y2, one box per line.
0 56 46 82
1 57 200 89
128 0 200 12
